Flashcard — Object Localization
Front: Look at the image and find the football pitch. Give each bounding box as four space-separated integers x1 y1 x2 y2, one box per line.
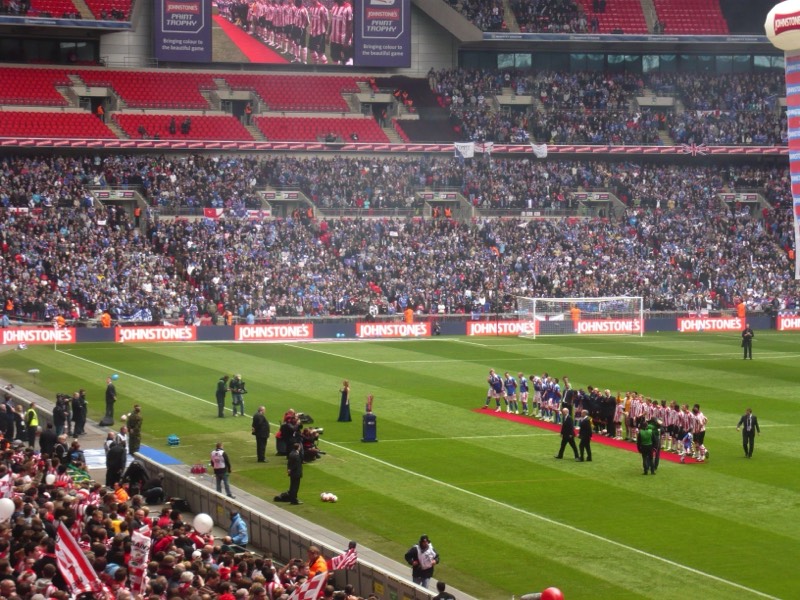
1 332 799 599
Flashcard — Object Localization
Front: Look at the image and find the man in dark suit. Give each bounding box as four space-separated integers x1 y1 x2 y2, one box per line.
741 324 754 359
287 442 303 504
554 407 579 461
251 405 270 463
577 409 592 462
736 408 760 458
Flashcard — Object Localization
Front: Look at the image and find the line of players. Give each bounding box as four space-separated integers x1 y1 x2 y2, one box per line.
240 0 354 65
481 369 709 462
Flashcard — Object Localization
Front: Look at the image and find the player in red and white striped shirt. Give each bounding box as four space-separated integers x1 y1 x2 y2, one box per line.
264 0 276 45
308 0 329 64
329 0 353 65
692 404 708 461
272 0 286 55
292 0 310 63
281 0 295 53
629 394 643 442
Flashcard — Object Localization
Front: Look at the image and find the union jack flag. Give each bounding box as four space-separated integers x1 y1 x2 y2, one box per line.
681 143 708 156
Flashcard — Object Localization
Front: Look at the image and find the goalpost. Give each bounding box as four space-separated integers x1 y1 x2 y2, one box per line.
515 296 644 338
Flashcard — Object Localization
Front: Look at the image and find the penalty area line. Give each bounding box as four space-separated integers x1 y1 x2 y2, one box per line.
284 344 374 363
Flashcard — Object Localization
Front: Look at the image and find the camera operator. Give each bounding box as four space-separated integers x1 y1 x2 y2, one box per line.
278 410 302 456
301 427 324 462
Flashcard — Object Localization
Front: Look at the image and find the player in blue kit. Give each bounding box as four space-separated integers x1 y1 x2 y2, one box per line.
504 372 518 414
483 369 505 411
518 372 529 415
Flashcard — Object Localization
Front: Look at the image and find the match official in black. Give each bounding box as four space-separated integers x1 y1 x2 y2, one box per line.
741 323 754 360
736 408 760 458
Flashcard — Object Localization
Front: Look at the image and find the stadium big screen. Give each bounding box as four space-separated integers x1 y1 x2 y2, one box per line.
154 0 410 66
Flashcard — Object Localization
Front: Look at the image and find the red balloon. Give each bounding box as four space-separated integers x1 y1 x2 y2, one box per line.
541 587 564 600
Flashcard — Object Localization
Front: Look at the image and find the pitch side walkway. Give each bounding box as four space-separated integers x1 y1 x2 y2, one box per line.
2 377 480 600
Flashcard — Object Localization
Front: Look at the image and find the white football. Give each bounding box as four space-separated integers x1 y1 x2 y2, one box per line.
121 415 127 421
329 494 338 503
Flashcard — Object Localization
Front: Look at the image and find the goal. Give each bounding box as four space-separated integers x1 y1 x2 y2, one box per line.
515 296 644 338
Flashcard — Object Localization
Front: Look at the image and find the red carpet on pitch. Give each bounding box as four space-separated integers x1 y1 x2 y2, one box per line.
213 15 288 64
473 408 701 465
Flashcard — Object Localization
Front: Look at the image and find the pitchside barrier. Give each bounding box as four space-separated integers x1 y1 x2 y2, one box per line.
0 312 785 346
0 379 459 600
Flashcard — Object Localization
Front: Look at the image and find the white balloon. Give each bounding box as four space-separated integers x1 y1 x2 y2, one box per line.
766 0 800 51
192 513 214 534
0 498 14 521
45 473 56 485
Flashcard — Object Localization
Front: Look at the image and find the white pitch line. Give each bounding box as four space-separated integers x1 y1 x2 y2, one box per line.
56 349 781 599
336 432 553 443
371 352 800 364
322 439 780 600
284 343 374 363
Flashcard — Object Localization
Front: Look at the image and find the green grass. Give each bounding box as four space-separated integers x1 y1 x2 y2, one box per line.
1 332 798 599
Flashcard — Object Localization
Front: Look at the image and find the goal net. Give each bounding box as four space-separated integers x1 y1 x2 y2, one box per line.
515 296 644 338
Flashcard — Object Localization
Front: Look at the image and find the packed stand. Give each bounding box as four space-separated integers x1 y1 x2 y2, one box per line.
510 0 589 33
0 153 798 322
666 109 786 146
443 0 506 31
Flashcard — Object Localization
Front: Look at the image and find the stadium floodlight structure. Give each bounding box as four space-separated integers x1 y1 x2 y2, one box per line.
515 296 644 338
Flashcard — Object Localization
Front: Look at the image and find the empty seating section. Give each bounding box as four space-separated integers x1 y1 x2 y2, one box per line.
223 75 361 112
77 71 216 109
653 0 729 34
575 0 647 33
113 114 255 141
0 68 71 106
254 116 389 143
84 0 133 19
0 112 114 138
29 0 78 17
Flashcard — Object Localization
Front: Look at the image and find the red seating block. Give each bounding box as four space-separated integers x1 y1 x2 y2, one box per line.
0 111 115 138
575 0 648 33
76 70 216 109
253 116 389 143
0 68 71 106
223 74 362 112
113 114 255 141
84 0 131 19
653 0 729 35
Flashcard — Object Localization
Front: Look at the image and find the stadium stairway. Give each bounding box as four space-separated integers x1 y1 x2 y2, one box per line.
500 0 520 32
71 0 95 19
105 117 128 139
639 0 658 31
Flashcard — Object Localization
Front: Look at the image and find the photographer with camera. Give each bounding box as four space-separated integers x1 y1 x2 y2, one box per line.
301 427 324 462
230 374 247 417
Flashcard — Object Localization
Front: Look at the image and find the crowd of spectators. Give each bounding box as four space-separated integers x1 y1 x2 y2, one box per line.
0 152 797 324
666 109 786 146
0 398 376 600
510 0 588 34
428 68 787 146
444 0 505 31
644 72 785 112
